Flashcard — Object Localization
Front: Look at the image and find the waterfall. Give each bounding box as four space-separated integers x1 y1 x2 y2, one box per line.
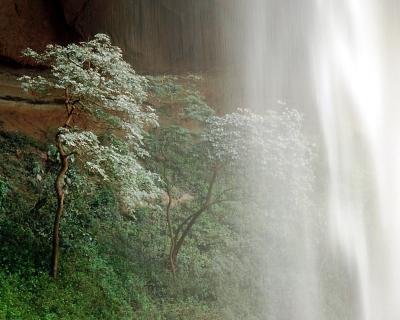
221 0 400 319
313 1 400 319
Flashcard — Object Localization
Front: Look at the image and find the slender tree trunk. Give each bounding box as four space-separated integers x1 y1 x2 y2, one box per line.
169 248 177 273
167 168 219 273
51 132 69 278
165 187 178 274
168 240 178 274
169 207 205 272
50 90 74 278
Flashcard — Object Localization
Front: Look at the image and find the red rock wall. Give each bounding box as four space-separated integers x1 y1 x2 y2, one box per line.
0 0 78 65
61 0 220 72
0 0 221 72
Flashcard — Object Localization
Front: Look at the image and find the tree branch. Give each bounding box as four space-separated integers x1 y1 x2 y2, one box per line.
173 167 219 254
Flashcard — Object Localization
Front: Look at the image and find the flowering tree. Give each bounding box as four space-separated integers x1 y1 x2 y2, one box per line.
19 34 160 278
148 103 313 273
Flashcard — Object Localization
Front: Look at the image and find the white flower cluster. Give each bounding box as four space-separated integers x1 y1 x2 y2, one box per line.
19 34 161 212
59 127 161 213
203 108 314 184
20 34 158 148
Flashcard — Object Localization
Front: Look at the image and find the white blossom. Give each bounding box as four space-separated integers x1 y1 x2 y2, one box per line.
19 34 161 213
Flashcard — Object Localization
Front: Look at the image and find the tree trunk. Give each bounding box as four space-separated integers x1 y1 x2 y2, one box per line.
169 208 204 272
168 240 178 274
51 132 69 278
167 168 219 273
165 186 178 274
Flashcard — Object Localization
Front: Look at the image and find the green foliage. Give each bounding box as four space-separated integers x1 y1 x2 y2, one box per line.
0 127 218 318
0 271 35 319
1 67 314 320
143 86 315 318
0 134 157 319
0 179 7 213
0 250 150 320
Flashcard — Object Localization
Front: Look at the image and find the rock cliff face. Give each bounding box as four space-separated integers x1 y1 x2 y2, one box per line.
0 0 228 139
61 0 220 72
0 0 78 65
0 0 221 72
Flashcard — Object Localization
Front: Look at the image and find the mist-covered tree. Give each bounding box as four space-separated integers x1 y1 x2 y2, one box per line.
19 34 160 278
147 76 313 273
209 108 315 319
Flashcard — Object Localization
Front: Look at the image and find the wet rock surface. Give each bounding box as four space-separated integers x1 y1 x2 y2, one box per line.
0 0 221 72
60 0 220 72
0 0 78 65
